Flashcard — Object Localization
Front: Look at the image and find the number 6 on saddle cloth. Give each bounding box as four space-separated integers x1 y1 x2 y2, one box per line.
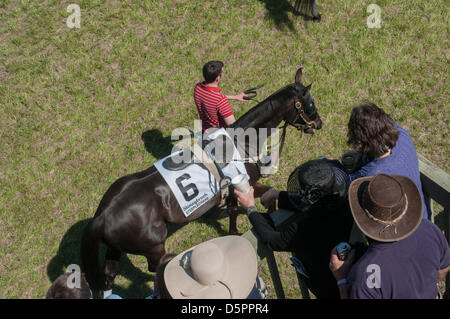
155 129 247 218
162 144 230 199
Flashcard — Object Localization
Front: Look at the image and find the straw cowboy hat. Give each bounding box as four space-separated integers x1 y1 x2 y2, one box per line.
164 235 257 299
348 174 422 242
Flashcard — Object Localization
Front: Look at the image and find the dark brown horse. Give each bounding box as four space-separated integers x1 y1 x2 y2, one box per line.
81 67 323 293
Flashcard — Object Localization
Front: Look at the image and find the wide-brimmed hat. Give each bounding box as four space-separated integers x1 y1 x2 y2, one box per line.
287 159 349 208
348 174 422 242
164 235 257 299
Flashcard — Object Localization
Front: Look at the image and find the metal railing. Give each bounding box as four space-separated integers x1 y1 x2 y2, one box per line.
242 154 450 299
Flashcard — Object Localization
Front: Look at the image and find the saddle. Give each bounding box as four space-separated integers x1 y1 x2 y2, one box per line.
162 142 230 206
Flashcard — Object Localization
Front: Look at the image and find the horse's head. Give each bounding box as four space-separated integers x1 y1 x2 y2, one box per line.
285 67 323 134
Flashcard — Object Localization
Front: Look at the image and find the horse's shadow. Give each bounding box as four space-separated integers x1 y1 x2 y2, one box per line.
47 219 154 299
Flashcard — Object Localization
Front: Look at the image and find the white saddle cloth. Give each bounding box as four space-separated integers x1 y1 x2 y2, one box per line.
154 128 248 218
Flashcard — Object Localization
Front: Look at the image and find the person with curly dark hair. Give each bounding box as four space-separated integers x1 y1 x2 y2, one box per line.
345 103 429 219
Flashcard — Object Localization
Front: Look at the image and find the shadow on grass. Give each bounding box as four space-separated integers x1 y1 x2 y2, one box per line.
46 219 154 299
141 129 174 160
258 0 298 33
258 0 321 32
166 206 238 239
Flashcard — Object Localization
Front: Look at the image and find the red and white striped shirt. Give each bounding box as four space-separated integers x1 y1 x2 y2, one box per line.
194 82 233 131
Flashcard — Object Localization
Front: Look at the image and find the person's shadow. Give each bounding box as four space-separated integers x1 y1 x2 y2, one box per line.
258 0 322 32
258 0 298 32
141 129 175 160
47 219 154 299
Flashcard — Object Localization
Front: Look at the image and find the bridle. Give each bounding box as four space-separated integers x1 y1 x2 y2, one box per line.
278 83 318 156
289 100 317 129
228 83 319 175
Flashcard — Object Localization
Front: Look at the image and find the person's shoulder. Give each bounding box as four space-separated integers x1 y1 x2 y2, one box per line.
395 122 405 131
349 160 378 181
395 123 413 140
194 82 205 90
419 219 448 240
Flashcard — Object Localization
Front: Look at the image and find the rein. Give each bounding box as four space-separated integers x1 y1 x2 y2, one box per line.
286 100 317 130
243 84 264 103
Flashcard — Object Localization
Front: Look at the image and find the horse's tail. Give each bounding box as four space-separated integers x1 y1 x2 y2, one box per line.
81 215 105 291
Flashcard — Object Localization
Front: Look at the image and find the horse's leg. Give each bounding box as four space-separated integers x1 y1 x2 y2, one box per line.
145 243 166 273
103 247 122 298
252 182 276 213
227 195 239 235
252 182 271 198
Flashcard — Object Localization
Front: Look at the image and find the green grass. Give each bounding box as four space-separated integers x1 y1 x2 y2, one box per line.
0 0 448 299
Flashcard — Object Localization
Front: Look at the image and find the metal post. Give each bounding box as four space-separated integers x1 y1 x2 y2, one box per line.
265 249 285 299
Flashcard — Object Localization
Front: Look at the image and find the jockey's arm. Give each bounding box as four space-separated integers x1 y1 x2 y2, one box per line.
223 114 236 127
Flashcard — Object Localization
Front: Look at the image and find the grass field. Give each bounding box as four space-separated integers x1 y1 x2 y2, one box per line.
0 0 448 298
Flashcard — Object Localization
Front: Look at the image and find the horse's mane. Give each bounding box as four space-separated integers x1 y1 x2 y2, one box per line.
231 84 295 129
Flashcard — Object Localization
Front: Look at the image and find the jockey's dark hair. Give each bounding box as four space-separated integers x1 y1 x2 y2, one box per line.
46 273 93 299
347 103 400 159
202 60 224 84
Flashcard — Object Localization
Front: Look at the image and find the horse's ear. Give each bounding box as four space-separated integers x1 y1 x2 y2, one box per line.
302 83 312 96
295 67 303 83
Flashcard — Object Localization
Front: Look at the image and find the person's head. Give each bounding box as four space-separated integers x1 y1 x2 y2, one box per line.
348 174 422 242
202 60 224 84
347 103 400 158
162 236 258 299
46 273 93 299
286 159 350 211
